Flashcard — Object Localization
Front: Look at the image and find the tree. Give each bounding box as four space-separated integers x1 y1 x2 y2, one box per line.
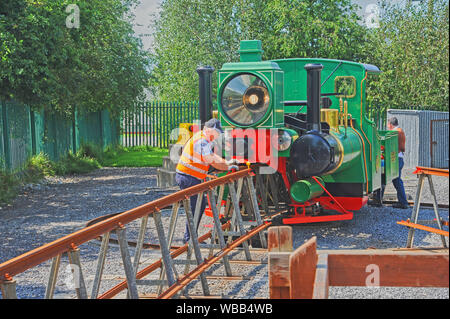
362 0 449 111
0 0 150 118
255 0 366 61
149 0 366 101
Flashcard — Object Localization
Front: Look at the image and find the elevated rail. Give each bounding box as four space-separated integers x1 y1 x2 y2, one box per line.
0 168 270 299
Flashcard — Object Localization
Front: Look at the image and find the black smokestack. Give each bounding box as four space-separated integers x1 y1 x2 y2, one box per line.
304 63 323 132
196 66 215 127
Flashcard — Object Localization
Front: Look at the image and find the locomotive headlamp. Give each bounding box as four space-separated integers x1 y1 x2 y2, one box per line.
221 73 270 126
277 130 292 151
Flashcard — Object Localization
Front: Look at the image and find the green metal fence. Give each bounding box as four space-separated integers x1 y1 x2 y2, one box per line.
121 101 198 148
0 100 120 171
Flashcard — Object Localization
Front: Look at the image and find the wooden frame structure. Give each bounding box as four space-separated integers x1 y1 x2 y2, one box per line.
268 226 449 299
397 166 449 248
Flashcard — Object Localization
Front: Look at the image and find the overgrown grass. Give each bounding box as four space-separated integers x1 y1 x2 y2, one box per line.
21 150 102 178
0 170 19 205
53 152 101 175
0 153 55 205
22 153 56 182
76 143 105 164
101 145 168 167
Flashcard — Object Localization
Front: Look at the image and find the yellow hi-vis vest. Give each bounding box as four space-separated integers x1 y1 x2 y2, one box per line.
176 131 211 180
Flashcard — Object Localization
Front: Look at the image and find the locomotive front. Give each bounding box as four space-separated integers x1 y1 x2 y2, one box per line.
216 40 395 224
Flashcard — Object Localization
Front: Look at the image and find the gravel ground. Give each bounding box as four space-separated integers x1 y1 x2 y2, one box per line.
0 166 448 299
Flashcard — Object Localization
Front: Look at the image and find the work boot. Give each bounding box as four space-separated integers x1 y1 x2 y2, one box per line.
393 202 409 209
368 200 383 207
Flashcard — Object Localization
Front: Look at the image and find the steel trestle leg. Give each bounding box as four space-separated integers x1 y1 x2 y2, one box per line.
208 188 233 276
407 174 425 248
183 199 210 296
116 227 139 299
228 182 252 261
91 232 110 299
153 212 178 291
427 175 447 247
67 247 88 299
245 177 267 248
45 254 61 299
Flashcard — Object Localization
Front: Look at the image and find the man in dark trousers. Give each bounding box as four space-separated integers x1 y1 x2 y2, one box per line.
388 117 409 209
372 117 409 209
175 118 238 243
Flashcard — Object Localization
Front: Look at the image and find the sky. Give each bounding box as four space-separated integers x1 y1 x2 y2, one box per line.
131 0 162 51
130 0 419 51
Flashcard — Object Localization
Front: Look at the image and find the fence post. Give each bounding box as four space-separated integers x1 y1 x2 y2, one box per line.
1 100 11 170
268 226 292 299
72 108 77 154
98 110 104 149
312 253 329 299
120 101 201 148
29 107 37 156
0 277 17 299
289 236 317 299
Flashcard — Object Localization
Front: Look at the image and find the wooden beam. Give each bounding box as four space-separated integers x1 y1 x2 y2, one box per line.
313 254 329 299
268 226 293 299
269 235 448 300
289 237 317 299
268 226 292 252
0 279 17 299
322 249 449 288
268 252 291 299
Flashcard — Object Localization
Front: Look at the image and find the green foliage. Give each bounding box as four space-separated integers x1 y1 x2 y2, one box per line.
149 0 366 101
53 152 101 175
77 142 105 163
0 170 19 205
101 145 168 167
23 153 55 182
0 0 150 118
20 150 100 178
363 0 449 111
256 0 366 60
1 153 56 205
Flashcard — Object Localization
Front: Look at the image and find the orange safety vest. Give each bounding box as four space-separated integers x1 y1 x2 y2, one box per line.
176 131 211 180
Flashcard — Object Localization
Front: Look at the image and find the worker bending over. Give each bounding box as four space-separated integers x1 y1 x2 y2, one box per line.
175 118 238 243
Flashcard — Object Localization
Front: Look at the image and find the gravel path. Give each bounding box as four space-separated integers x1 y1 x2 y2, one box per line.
384 167 449 205
0 167 448 299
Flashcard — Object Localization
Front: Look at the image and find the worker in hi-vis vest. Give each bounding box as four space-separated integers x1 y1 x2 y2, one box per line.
372 117 409 209
176 118 239 243
387 117 408 209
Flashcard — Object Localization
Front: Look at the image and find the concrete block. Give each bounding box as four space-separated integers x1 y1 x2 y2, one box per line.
157 168 177 188
169 143 183 157
162 156 177 171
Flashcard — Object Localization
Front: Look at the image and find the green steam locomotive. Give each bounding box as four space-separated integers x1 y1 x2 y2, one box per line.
201 40 399 224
